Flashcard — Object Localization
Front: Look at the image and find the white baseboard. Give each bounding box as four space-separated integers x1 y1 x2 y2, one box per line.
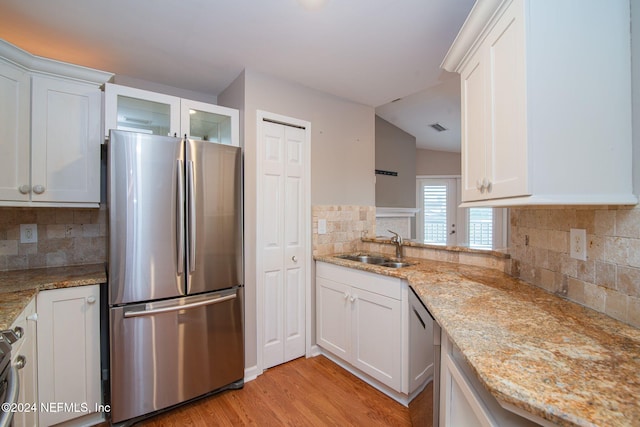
57 411 105 427
309 344 322 357
244 365 262 383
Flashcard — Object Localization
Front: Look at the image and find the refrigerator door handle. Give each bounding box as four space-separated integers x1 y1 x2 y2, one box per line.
123 293 237 318
187 160 196 275
177 159 185 275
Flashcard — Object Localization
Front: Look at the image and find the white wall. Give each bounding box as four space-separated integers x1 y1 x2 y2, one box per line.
219 69 375 372
416 148 461 176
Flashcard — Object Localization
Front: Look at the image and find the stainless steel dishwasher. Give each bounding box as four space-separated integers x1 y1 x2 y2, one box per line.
409 287 441 427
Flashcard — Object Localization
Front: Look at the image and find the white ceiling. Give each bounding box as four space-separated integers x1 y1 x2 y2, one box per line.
0 0 474 152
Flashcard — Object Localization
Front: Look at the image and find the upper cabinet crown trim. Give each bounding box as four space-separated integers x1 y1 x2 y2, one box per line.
0 39 113 85
441 0 509 72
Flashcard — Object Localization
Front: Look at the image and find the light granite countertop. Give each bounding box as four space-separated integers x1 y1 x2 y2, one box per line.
0 263 106 330
315 253 640 427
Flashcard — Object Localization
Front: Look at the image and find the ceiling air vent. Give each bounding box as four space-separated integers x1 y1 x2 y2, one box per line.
429 123 447 132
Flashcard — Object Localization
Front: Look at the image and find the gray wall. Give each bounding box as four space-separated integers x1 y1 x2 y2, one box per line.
375 115 416 207
416 148 461 176
219 69 375 372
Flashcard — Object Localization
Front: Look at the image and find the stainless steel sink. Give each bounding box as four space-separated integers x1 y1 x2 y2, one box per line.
337 254 413 268
380 262 412 269
337 254 389 264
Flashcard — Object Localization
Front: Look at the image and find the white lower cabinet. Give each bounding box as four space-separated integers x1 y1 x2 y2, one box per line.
37 285 102 427
316 262 430 398
10 297 38 427
440 331 552 427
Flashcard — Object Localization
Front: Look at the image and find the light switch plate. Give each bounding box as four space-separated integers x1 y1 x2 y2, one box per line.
20 224 38 243
570 228 587 261
318 219 327 235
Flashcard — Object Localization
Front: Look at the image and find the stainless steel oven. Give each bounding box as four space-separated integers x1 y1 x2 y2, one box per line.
0 330 22 427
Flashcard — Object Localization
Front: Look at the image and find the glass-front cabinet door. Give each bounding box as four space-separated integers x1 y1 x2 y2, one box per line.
105 83 239 146
180 99 239 146
104 83 180 137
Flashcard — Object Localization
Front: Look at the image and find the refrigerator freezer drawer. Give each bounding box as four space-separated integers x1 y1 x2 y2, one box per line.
109 288 244 423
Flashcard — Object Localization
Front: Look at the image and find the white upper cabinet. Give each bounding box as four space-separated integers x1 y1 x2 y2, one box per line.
442 0 636 206
0 59 30 202
0 39 112 208
31 76 103 204
181 99 239 145
104 83 180 137
105 83 239 146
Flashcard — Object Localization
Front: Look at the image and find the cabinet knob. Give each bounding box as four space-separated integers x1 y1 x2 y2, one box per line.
477 178 491 194
32 185 45 194
344 292 350 300
27 313 38 322
18 185 31 194
349 296 356 303
292 255 298 262
13 326 23 339
87 296 96 304
14 355 26 370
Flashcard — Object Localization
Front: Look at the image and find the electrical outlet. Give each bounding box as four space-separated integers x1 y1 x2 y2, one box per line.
20 224 38 244
570 228 587 261
318 219 327 235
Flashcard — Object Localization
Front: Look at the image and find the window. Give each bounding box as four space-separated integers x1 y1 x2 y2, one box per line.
416 177 506 249
468 208 493 249
422 184 447 245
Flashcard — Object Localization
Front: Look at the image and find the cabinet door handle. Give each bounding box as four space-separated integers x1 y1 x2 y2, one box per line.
292 255 298 262
349 296 356 303
18 185 31 194
32 185 45 194
27 313 38 322
413 307 426 329
343 292 350 300
87 296 96 304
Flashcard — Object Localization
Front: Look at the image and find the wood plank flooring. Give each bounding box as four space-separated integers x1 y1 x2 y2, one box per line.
135 355 431 426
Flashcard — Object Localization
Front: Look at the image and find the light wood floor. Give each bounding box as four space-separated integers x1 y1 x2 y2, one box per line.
134 355 432 426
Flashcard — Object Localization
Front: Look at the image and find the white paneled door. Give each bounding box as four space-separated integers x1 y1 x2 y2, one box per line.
259 114 309 370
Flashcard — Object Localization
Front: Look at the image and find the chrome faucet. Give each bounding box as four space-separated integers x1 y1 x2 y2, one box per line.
388 230 403 259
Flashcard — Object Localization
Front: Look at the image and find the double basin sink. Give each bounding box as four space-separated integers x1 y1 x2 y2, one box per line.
337 254 413 269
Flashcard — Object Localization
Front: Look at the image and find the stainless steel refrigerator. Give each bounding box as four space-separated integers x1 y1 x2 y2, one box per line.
107 130 244 424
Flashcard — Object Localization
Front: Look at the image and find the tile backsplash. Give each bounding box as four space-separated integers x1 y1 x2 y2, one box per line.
312 205 375 256
510 205 640 327
0 207 107 271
